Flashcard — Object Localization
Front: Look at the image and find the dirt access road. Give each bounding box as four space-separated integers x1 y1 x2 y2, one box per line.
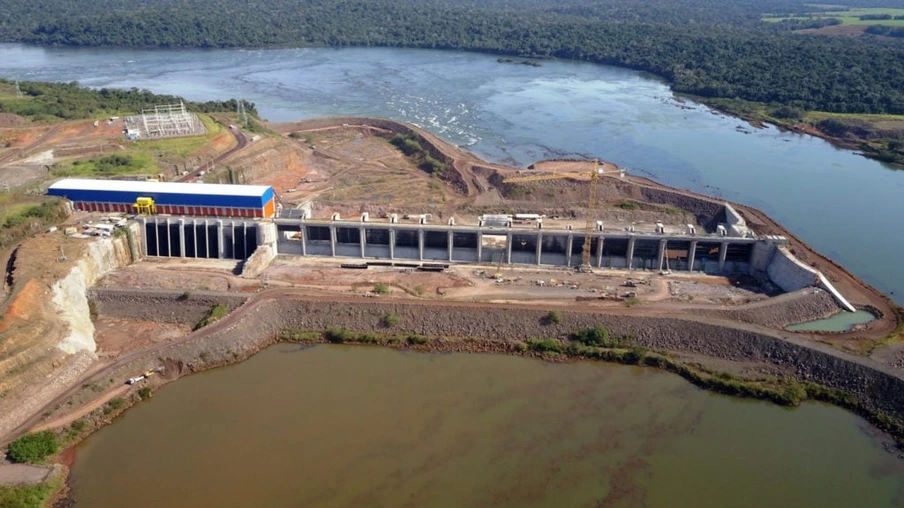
175 115 248 182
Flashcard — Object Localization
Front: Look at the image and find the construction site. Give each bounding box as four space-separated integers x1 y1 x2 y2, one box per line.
1 112 904 495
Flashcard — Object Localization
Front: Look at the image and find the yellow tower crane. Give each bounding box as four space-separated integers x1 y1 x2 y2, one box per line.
503 160 624 271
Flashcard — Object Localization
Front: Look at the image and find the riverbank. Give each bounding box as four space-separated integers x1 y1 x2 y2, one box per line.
698 96 904 168
0 285 895 506
29 289 904 448
34 316 904 506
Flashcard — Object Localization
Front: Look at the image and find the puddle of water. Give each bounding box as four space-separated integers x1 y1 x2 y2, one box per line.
786 310 875 332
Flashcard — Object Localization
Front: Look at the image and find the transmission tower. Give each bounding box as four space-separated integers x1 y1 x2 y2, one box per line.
14 80 22 99
237 99 248 127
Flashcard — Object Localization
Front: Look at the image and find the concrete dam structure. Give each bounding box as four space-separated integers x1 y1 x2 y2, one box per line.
140 217 263 260
274 218 760 273
136 202 855 311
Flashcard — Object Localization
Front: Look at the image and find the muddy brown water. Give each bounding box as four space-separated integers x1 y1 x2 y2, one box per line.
68 345 904 507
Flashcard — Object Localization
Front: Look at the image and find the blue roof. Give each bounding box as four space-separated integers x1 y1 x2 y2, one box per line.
48 178 274 208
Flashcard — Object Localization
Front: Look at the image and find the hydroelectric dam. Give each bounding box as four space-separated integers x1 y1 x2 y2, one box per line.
134 202 855 312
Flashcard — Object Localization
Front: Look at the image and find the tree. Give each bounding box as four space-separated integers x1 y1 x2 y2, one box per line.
7 431 58 464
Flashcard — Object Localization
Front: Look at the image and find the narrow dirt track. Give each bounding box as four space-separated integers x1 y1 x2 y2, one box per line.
0 123 63 165
174 116 247 182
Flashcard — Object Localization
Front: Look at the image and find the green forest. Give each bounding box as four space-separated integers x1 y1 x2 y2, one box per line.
0 79 255 120
1 0 904 114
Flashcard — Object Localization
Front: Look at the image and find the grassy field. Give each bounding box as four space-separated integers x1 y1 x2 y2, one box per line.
0 82 18 100
48 113 226 179
805 111 904 122
764 7 904 26
699 96 904 165
51 152 156 177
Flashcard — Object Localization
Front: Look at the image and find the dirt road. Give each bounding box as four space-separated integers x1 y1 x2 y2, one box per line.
175 115 247 182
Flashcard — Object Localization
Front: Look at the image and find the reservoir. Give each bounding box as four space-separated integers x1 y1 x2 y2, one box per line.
69 345 904 507
0 44 902 304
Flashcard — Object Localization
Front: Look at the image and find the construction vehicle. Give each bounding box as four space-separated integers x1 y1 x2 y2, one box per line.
126 367 162 385
491 253 504 280
132 197 156 215
503 160 625 272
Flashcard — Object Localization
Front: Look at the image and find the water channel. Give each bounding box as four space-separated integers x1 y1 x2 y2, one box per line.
69 345 904 507
787 310 877 332
1 44 902 304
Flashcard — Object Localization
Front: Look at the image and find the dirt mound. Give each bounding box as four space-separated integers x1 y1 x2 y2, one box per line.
0 113 27 128
0 279 42 332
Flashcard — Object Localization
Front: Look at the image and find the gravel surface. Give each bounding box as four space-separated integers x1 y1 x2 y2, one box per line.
698 289 840 328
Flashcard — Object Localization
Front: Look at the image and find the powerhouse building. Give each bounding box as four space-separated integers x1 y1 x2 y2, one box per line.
47 178 276 218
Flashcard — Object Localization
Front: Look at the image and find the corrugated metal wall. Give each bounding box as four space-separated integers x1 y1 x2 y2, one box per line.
48 187 266 208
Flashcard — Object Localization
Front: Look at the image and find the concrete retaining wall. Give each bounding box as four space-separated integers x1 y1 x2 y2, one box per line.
767 247 855 312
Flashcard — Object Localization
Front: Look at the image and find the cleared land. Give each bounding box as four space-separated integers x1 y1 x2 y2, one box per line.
763 7 904 26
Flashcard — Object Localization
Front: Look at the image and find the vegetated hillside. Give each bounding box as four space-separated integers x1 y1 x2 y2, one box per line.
2 0 904 114
0 79 255 121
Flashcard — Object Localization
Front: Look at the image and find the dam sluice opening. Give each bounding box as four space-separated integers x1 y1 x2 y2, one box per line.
143 219 258 260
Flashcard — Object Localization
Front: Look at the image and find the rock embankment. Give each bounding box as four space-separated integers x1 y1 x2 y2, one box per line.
699 289 841 328
89 288 248 325
85 289 904 424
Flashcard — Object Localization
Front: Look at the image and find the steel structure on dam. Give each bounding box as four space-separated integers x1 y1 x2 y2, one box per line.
272 217 772 273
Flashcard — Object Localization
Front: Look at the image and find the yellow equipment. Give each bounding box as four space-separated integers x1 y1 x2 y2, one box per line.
503 160 623 271
133 197 156 215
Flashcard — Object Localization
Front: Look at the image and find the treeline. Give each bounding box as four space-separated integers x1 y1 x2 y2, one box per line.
778 17 842 29
866 24 904 37
3 0 904 113
860 14 904 20
0 79 255 120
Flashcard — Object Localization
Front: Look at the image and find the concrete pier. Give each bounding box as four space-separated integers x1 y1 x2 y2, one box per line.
626 236 636 269
565 235 574 268
688 240 697 271
506 232 513 264
476 231 483 262
718 241 729 271
657 239 667 271
596 237 604 268
536 232 543 265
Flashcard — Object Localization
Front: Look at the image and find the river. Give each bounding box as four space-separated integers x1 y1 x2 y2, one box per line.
0 44 902 304
68 345 904 507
